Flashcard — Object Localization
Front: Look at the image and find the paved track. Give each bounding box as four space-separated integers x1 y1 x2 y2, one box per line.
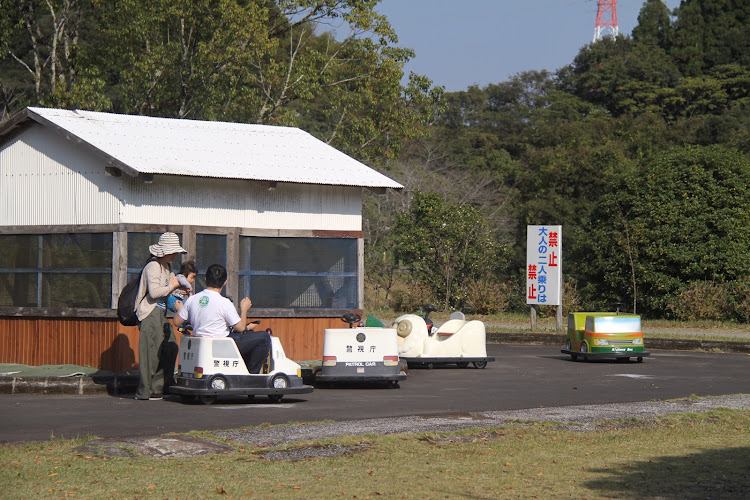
2 344 749 443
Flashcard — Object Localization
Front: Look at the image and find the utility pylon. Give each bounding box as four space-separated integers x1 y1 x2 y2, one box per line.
593 0 619 42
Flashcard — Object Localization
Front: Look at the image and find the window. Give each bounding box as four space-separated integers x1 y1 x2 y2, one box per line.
239 237 357 309
195 234 227 293
0 234 112 308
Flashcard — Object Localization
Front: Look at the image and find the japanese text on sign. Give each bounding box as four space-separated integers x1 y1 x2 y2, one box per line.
526 225 562 306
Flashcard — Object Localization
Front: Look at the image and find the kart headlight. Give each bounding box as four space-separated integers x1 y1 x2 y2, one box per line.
595 339 608 346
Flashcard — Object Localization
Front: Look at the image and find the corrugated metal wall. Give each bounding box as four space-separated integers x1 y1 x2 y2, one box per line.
0 317 345 372
0 127 122 226
121 175 362 231
0 124 363 231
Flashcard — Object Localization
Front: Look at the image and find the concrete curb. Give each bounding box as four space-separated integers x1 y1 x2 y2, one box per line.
0 374 138 396
2 334 748 395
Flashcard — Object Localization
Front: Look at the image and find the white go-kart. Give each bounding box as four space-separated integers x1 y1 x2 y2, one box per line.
170 325 313 404
394 305 495 369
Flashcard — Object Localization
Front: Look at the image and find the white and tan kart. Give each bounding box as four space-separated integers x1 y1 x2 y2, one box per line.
393 311 494 369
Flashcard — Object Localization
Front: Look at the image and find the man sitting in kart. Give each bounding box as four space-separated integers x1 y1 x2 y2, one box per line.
177 263 271 373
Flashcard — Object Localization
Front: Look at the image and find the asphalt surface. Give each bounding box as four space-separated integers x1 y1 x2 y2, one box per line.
2 344 749 443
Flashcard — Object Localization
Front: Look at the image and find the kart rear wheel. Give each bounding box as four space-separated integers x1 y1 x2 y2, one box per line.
472 361 487 369
268 394 283 403
456 362 469 368
198 395 217 405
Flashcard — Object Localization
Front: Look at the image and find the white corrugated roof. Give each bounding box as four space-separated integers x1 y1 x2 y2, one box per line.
23 107 402 189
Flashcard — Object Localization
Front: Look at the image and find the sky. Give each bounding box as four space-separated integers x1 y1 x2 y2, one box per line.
374 0 682 92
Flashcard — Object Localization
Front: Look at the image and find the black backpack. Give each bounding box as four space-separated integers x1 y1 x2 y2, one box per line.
117 258 155 326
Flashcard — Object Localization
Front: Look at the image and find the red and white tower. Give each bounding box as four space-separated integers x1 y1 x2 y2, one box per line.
593 0 619 42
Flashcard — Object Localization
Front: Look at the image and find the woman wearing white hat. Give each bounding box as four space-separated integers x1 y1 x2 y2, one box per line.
134 232 187 400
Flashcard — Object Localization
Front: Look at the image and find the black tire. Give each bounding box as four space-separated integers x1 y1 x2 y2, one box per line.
198 395 217 405
580 341 589 361
268 394 283 403
247 394 255 402
472 361 487 369
565 339 572 351
426 362 434 370
180 394 195 404
456 362 469 368
637 356 643 363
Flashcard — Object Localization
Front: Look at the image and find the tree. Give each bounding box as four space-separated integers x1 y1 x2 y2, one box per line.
89 0 439 159
671 0 750 76
0 0 105 114
632 0 674 50
393 191 508 311
579 145 750 316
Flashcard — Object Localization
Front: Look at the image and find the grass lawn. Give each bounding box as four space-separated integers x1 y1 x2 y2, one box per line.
2 409 748 499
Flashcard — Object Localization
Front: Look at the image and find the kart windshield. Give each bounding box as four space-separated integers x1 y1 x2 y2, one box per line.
589 316 641 334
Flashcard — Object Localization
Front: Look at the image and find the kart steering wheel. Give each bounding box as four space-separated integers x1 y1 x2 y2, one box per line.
341 313 361 328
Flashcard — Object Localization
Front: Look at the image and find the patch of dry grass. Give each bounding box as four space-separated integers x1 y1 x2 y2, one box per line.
1 410 748 499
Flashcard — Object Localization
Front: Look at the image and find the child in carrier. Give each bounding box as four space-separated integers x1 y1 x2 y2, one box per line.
167 260 197 314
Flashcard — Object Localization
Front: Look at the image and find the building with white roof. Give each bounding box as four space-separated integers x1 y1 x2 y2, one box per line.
0 107 402 370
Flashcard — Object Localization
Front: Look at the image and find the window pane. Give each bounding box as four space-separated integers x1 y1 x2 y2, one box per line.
0 233 114 308
195 234 227 293
245 238 357 273
0 235 38 268
239 237 357 308
128 233 161 269
244 275 357 308
42 274 111 308
0 273 37 307
42 234 112 269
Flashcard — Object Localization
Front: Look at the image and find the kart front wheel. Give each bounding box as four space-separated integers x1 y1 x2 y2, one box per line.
270 374 289 389
472 361 487 369
209 376 228 391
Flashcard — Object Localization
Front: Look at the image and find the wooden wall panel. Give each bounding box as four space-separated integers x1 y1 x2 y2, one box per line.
0 317 140 372
0 316 345 372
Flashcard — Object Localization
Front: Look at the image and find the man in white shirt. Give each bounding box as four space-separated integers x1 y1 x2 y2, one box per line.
178 264 271 373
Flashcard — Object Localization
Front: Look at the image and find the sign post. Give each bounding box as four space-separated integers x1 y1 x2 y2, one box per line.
526 225 563 330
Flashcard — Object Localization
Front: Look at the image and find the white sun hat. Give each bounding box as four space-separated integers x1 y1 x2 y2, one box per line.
149 232 187 257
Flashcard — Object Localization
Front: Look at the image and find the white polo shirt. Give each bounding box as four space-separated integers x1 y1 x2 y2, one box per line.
178 289 240 338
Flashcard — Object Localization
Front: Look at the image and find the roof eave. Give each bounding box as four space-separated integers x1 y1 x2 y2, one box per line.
1 108 141 178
